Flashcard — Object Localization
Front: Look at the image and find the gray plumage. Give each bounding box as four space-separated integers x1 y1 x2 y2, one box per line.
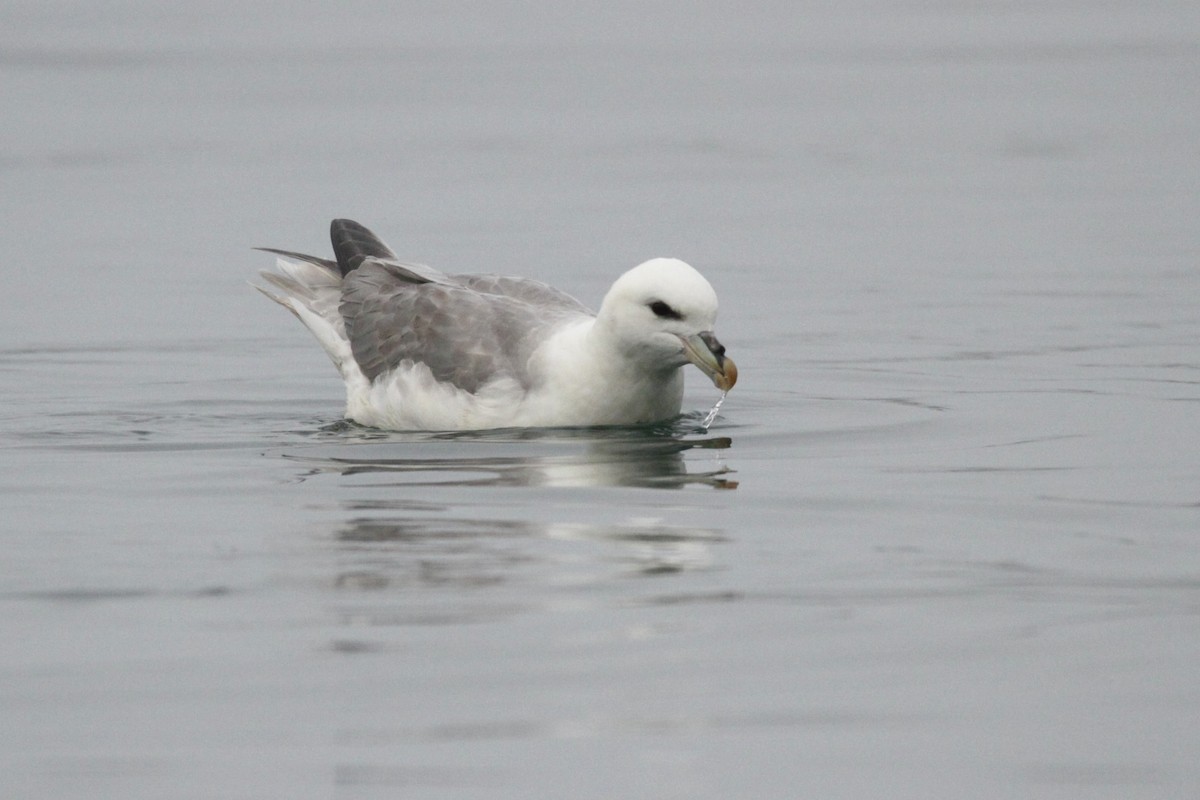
340 260 588 391
260 219 590 393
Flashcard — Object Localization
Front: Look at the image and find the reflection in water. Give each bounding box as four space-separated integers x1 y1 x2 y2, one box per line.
326 512 728 633
331 514 727 616
279 422 739 634
282 420 738 490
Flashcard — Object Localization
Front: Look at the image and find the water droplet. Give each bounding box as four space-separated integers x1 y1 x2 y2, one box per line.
700 391 728 431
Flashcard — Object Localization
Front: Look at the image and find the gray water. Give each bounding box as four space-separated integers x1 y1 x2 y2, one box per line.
3 2 1199 798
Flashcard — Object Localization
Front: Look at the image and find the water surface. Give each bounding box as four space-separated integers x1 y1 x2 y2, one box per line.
2 2 1199 798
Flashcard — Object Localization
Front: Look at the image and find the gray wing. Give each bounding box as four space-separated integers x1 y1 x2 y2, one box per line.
340 262 592 392
455 274 592 316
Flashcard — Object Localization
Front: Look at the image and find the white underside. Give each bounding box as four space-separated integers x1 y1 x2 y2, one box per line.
345 358 684 430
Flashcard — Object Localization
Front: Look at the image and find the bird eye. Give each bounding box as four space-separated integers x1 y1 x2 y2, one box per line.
648 300 682 320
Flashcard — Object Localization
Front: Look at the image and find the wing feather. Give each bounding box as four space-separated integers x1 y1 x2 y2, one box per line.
330 218 397 275
340 262 590 392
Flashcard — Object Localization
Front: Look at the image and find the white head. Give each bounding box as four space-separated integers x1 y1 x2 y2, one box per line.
595 258 736 390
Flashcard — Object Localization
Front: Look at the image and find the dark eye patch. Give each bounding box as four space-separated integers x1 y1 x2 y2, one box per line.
648 300 683 320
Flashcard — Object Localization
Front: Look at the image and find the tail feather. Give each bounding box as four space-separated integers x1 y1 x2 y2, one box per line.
254 257 355 376
254 247 338 273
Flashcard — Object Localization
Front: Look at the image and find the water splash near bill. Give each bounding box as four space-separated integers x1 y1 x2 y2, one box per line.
700 391 728 431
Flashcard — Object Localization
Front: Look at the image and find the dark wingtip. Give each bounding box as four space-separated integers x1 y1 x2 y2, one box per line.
330 219 397 276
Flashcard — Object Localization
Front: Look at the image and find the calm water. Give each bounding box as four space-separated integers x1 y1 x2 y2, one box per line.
3 2 1199 798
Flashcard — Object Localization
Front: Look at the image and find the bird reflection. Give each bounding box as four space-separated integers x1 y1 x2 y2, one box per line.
283 423 737 490
276 422 738 633
331 515 728 600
